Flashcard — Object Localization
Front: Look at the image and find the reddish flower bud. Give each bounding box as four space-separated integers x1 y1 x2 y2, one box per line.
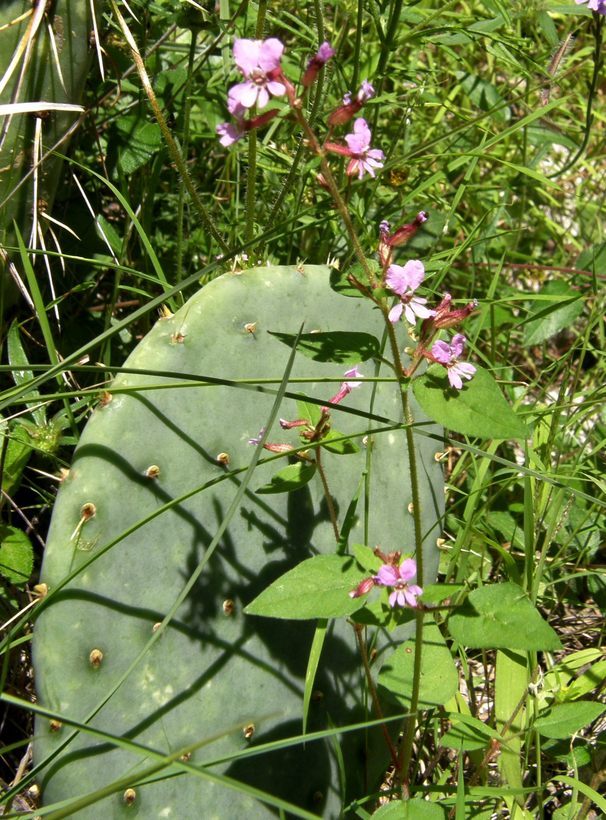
386 211 429 248
349 576 376 599
302 41 335 88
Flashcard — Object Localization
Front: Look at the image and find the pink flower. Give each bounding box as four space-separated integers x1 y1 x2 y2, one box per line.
341 119 384 179
575 0 606 12
430 333 476 390
216 101 280 147
327 81 376 126
385 260 434 325
302 41 335 87
229 38 287 109
324 366 364 408
374 557 423 608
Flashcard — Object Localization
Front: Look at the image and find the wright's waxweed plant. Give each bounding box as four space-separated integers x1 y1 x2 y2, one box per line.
0 1 603 817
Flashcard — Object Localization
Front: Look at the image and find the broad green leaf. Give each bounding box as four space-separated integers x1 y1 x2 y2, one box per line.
268 330 380 363
523 281 583 346
372 798 444 818
244 554 366 619
330 259 379 298
413 365 528 440
448 583 561 650
296 400 322 425
0 525 34 585
420 583 463 604
534 702 606 739
378 620 458 709
560 659 606 702
255 462 316 494
116 117 163 174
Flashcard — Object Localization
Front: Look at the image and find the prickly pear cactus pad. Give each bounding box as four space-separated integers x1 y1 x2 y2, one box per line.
33 265 444 817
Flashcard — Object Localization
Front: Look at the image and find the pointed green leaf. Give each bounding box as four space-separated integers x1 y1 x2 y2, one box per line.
534 702 606 739
244 554 366 619
413 365 529 440
523 280 583 346
378 620 458 708
268 330 380 363
255 462 316 494
0 525 34 586
321 429 359 455
448 583 561 650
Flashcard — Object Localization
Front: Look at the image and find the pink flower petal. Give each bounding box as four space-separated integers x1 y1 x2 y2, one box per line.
385 264 409 296
258 38 285 71
388 303 404 323
451 333 466 358
267 80 287 97
400 260 425 291
447 369 463 390
233 39 261 76
398 558 417 582
430 340 452 364
375 565 400 586
229 81 259 109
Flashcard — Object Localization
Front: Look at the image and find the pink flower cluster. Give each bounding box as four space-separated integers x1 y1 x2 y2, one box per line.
377 236 477 389
349 551 422 609
249 367 364 452
216 38 383 181
575 0 606 12
324 117 385 180
217 38 334 146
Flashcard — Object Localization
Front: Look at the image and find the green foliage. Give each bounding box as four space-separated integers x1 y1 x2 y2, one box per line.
0 0 604 815
413 366 529 440
448 583 561 651
245 554 366 620
0 524 33 585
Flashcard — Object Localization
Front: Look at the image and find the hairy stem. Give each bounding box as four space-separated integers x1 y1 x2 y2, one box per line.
111 0 229 254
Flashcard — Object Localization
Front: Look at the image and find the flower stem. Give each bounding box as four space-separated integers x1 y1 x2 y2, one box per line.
353 623 400 770
289 104 375 285
551 13 604 177
315 447 340 542
111 0 229 254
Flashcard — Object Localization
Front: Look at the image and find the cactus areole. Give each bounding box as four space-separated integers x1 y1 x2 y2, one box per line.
33 265 444 817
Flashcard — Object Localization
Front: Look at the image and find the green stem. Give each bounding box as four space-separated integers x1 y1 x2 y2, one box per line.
315 447 340 542
111 1 229 254
245 130 258 244
551 13 604 177
353 623 400 770
290 106 374 284
176 29 198 293
244 0 268 244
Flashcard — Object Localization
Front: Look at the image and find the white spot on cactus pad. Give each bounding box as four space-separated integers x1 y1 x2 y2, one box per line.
152 684 174 705
159 808 172 817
